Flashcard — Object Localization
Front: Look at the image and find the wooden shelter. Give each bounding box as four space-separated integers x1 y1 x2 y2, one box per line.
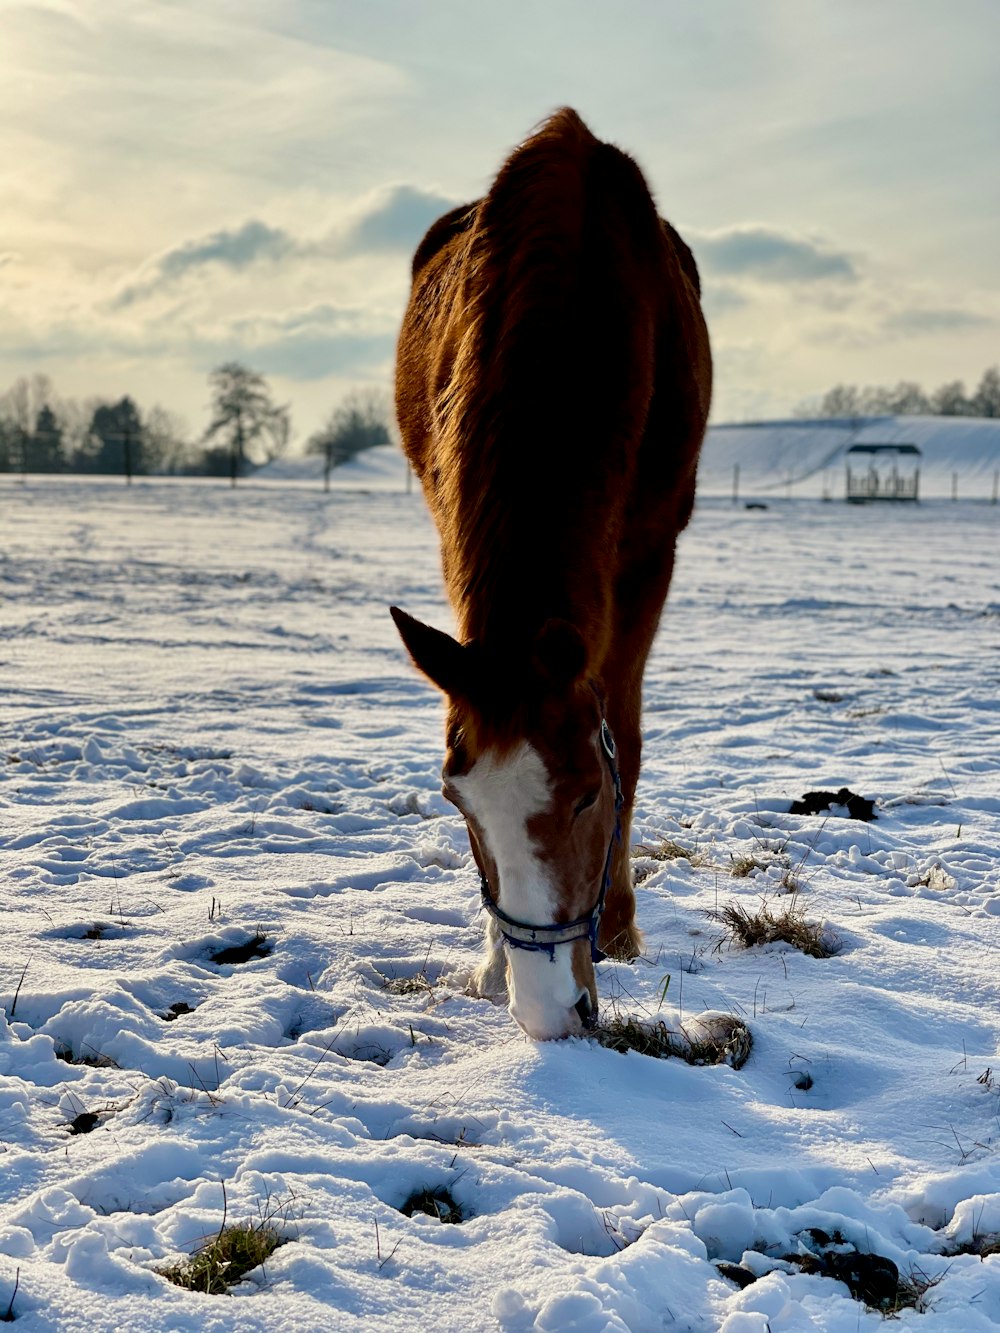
845 443 921 503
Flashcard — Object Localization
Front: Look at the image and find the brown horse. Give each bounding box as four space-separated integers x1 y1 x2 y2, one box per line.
391 109 711 1040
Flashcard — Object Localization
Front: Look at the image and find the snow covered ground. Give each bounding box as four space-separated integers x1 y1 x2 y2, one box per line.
1 471 998 1332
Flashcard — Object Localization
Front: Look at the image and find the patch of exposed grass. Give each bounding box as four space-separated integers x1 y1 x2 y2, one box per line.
55 1044 120 1069
209 932 271 966
376 955 437 997
729 852 770 878
724 1231 946 1315
381 974 434 996
399 1188 464 1224
593 1013 752 1070
778 869 801 894
82 923 113 940
709 899 840 959
158 1221 285 1295
634 838 708 868
890 1263 947 1314
68 1111 101 1135
715 1260 757 1290
945 1232 1000 1260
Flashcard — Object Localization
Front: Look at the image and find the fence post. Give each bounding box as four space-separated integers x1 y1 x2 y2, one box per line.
731 463 739 505
952 471 958 502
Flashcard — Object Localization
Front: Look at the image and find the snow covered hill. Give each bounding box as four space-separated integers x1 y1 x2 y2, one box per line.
255 416 999 505
255 444 410 490
699 416 1000 501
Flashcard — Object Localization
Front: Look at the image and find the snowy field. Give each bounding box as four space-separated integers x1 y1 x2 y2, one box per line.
1 470 998 1332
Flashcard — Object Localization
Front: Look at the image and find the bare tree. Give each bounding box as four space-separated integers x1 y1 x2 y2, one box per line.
972 366 1000 418
929 380 972 416
0 375 54 475
796 368 1000 420
144 406 195 474
203 362 290 485
306 387 393 490
818 384 863 420
863 381 931 415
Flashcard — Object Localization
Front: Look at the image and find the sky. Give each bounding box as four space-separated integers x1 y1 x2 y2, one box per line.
2 0 998 443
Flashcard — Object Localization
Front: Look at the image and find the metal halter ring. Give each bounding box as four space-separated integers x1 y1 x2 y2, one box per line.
600 718 616 762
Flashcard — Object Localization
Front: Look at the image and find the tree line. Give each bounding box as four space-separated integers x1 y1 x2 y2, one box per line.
796 365 1000 421
0 363 393 483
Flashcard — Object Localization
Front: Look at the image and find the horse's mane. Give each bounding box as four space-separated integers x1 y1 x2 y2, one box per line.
429 109 674 663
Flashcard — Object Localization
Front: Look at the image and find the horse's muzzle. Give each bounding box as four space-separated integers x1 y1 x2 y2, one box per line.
574 991 598 1029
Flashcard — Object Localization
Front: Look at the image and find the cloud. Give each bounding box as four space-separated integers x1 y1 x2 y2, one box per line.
700 283 748 319
113 220 299 307
240 330 394 381
223 303 396 380
694 226 857 283
110 183 454 310
340 184 455 254
882 307 992 337
156 220 296 280
0 297 396 385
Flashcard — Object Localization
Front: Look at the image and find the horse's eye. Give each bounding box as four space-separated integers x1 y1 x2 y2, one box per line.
574 792 599 817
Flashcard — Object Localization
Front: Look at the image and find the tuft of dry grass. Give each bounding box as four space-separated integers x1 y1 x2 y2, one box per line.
945 1233 1000 1260
778 869 801 894
634 838 708 868
380 973 435 997
158 1222 284 1295
709 899 840 959
376 954 438 997
888 1263 947 1314
593 1012 752 1070
729 852 772 878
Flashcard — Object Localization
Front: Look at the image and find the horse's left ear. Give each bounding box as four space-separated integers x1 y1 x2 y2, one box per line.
390 606 473 698
532 619 587 686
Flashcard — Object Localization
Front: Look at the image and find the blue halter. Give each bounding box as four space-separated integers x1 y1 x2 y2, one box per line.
478 719 624 964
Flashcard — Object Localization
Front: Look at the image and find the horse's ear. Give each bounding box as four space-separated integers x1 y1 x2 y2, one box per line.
532 619 587 687
390 606 472 698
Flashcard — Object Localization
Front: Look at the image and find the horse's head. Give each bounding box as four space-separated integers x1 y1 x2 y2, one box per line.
391 607 621 1040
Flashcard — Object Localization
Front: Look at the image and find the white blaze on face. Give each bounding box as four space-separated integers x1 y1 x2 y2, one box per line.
452 741 586 1040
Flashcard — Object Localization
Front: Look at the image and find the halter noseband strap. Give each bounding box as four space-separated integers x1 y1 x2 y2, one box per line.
478 719 624 964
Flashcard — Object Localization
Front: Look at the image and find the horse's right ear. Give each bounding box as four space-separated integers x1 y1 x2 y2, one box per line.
390 606 471 698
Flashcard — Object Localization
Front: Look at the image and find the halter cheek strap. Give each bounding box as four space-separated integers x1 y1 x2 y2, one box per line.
478 719 624 964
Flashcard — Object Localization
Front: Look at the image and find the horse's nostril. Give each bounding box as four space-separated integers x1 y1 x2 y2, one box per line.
574 992 596 1028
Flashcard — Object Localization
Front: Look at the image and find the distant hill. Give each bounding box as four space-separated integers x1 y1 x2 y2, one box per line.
255 418 999 502
700 416 1000 500
255 444 409 490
